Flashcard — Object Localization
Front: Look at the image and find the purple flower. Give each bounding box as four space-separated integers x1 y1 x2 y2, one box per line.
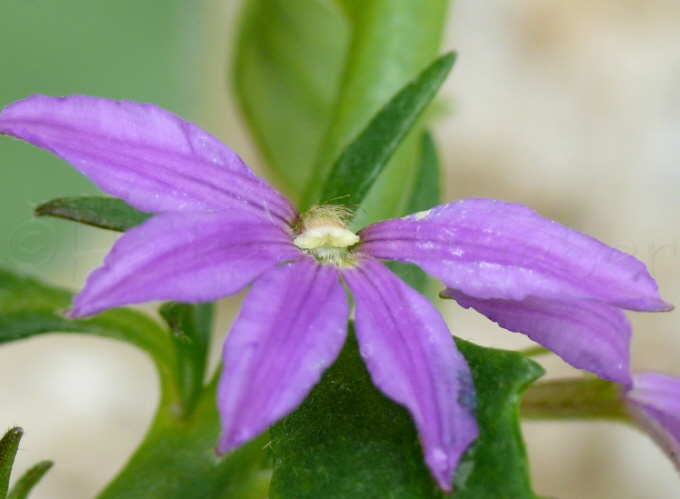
0 94 669 490
624 371 680 468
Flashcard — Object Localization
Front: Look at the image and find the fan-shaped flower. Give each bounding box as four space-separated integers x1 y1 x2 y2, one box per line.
0 94 669 490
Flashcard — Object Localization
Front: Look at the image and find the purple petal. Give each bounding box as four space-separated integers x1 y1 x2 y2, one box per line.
217 257 348 453
360 198 669 311
443 289 632 384
625 371 680 470
342 258 478 492
68 210 300 317
0 95 296 224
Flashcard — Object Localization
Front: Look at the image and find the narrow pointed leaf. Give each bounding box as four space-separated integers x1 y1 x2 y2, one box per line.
350 126 426 227
318 53 455 207
6 461 53 499
35 196 153 232
302 0 449 209
0 427 23 498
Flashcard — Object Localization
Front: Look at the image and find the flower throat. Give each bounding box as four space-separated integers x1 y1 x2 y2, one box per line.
293 205 359 264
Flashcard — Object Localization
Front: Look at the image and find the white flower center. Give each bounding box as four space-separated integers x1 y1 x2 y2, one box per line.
293 206 360 264
293 226 359 250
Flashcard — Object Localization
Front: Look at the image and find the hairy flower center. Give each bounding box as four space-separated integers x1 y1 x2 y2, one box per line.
293 205 359 264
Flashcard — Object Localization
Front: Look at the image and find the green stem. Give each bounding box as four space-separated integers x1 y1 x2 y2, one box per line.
520 378 629 421
517 345 551 358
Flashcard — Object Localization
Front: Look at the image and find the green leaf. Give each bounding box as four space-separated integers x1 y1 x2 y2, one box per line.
303 0 449 210
454 339 544 499
404 131 442 216
97 378 271 499
159 302 214 415
386 130 441 291
233 0 349 199
268 329 543 499
0 427 23 498
0 268 176 390
269 330 445 499
35 196 153 232
6 461 53 499
318 53 454 208
0 427 50 499
234 0 449 208
0 269 269 498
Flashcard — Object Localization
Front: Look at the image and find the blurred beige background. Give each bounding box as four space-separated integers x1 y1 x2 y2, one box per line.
2 1 680 498
441 1 680 498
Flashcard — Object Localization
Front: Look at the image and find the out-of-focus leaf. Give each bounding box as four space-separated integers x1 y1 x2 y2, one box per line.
96 378 271 499
0 1 195 272
404 131 441 215
303 0 450 212
233 0 449 212
35 196 153 232
318 53 454 208
233 0 349 198
6 461 53 499
0 268 175 386
0 269 270 498
386 130 441 291
160 302 214 415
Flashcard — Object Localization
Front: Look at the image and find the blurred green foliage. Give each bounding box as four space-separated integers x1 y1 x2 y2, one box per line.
0 1 198 275
233 0 449 226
